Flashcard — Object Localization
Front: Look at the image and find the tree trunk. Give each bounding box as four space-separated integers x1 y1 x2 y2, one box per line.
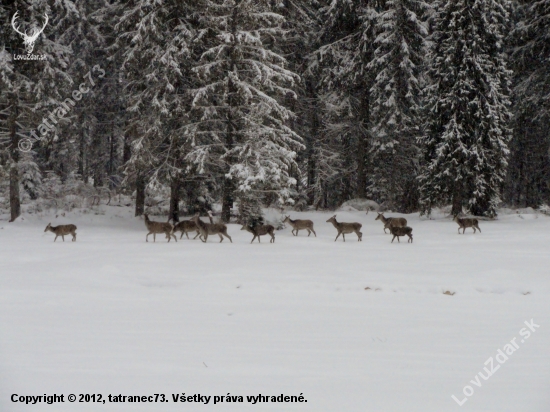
169 176 180 223
8 93 20 222
135 173 145 216
451 183 463 217
306 80 318 205
356 94 370 199
221 177 234 223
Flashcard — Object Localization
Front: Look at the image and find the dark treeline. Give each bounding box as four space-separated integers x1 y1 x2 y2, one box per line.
1 0 548 222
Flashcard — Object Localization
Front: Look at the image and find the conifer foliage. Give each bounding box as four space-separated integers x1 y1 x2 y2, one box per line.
418 0 513 217
188 0 303 222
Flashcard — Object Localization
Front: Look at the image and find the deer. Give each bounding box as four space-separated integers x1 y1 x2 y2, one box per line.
282 216 316 237
326 215 362 242
11 12 49 55
44 223 77 242
374 212 407 234
192 213 232 243
173 219 199 239
389 226 413 243
454 216 481 234
241 224 275 243
144 214 177 242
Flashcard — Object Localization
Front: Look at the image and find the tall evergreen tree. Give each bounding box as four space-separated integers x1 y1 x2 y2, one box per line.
506 0 550 207
188 0 303 222
115 0 195 217
368 0 429 212
418 0 512 217
312 0 381 202
0 1 74 221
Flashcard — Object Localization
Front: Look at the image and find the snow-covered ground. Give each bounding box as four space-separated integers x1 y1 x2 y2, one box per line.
1 207 549 411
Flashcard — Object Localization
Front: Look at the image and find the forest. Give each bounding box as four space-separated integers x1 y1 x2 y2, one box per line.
1 0 548 223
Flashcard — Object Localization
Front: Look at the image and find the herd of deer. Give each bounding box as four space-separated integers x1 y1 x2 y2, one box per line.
43 212 482 244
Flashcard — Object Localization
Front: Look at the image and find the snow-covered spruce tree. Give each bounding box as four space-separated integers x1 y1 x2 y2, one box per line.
189 0 303 223
115 0 195 217
418 0 512 217
273 0 322 206
0 2 74 221
55 0 117 188
311 0 381 203
505 0 550 207
368 0 429 212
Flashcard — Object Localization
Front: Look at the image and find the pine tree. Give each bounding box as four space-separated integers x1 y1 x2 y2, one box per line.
312 0 381 202
189 0 303 222
368 0 429 212
0 1 74 221
418 0 512 217
115 0 196 217
506 0 550 207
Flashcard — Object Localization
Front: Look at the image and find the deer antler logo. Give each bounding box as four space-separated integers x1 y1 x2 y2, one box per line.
11 11 49 55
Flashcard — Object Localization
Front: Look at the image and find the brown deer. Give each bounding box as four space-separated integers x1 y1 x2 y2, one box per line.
389 226 413 243
241 224 275 243
282 216 316 237
454 216 481 234
374 212 407 233
173 219 199 239
44 223 77 242
326 215 362 242
144 214 177 242
193 213 232 243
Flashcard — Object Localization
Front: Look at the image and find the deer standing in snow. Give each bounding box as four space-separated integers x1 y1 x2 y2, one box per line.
326 215 362 242
44 223 77 242
144 214 176 242
454 216 481 234
241 224 275 243
374 212 407 234
282 216 316 237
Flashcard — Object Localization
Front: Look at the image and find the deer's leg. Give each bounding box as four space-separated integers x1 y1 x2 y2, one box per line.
476 225 481 233
342 233 346 242
225 232 233 243
218 234 224 243
312 228 317 237
334 232 341 242
54 235 58 242
153 233 156 242
391 235 396 243
250 236 255 244
73 233 76 242
257 235 261 243
307 229 311 237
194 231 201 239
171 233 177 242
146 233 150 242
62 235 65 242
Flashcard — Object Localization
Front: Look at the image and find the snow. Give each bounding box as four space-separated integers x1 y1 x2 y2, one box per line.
1 208 549 411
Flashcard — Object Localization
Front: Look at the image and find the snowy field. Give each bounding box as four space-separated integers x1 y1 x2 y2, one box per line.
1 207 549 412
